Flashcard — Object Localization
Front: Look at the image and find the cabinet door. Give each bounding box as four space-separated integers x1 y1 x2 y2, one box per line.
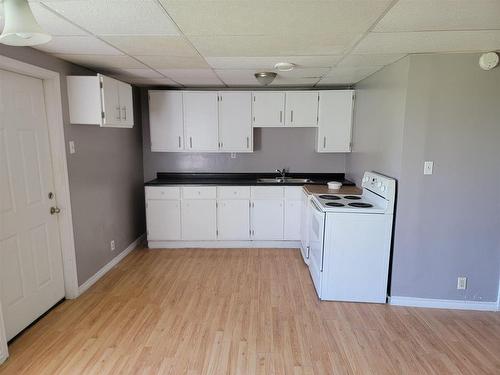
218 91 253 152
284 200 301 240
252 92 285 127
251 200 284 240
183 91 219 151
149 91 184 152
217 200 250 240
181 200 217 240
317 90 354 152
118 81 134 127
146 200 181 240
100 75 121 127
285 91 319 127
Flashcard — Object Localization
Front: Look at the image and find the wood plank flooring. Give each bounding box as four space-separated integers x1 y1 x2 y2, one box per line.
1 248 499 374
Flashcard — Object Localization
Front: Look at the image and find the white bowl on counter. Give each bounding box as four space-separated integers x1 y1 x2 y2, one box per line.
327 181 342 190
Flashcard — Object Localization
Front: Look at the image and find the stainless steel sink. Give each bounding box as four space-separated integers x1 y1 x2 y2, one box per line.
257 177 311 184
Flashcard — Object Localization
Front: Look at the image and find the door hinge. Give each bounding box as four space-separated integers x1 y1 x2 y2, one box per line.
253 96 256 102
101 111 105 119
216 229 219 236
100 82 103 89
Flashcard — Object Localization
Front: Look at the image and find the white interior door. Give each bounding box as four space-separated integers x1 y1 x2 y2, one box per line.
0 69 65 341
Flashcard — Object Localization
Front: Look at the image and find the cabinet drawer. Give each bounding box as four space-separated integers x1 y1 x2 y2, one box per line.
251 186 284 200
182 186 217 199
284 186 303 200
217 186 251 200
145 186 180 200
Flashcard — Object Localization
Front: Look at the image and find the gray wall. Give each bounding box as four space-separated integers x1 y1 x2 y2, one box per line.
0 45 146 286
140 89 346 181
348 53 500 302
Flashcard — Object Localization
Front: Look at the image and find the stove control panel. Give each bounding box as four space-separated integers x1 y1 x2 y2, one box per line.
361 172 395 200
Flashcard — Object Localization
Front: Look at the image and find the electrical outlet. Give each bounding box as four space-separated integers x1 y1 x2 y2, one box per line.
69 141 76 154
424 161 433 175
457 277 467 290
110 240 115 251
231 152 237 159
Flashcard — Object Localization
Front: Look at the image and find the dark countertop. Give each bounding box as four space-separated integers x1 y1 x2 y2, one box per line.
145 172 355 187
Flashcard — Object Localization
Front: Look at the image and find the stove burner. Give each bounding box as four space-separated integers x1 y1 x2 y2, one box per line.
325 202 345 207
344 195 361 200
348 202 373 208
319 195 341 200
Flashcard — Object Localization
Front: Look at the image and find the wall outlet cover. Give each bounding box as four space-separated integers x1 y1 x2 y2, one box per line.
69 141 76 154
457 277 467 290
110 240 116 251
424 161 433 175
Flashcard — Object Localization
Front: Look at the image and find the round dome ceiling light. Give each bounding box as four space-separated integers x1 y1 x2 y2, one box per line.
274 62 296 72
479 52 499 71
254 72 277 86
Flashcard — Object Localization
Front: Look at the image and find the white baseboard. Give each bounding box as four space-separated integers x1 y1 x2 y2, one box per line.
78 234 145 296
147 240 301 249
389 296 498 312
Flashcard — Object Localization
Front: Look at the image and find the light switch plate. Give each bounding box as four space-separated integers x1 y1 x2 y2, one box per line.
424 161 433 175
69 141 76 154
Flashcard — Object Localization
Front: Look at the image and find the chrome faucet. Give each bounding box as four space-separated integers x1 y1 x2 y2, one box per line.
276 168 288 179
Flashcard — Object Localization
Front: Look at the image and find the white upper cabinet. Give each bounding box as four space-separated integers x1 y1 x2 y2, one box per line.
316 90 354 153
285 91 319 127
149 91 184 152
218 91 253 152
183 91 219 151
67 74 134 128
252 91 285 127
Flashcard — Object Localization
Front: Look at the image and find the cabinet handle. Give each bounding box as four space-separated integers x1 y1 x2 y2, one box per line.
290 110 294 123
323 136 327 149
122 106 126 120
220 141 223 148
190 137 193 148
178 136 182 148
246 137 249 148
280 110 283 123
116 106 121 120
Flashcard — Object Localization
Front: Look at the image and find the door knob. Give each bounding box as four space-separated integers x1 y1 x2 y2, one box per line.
50 207 61 215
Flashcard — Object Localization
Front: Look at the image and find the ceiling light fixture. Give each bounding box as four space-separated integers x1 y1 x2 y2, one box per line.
254 72 277 86
478 52 499 71
274 62 295 72
0 0 51 46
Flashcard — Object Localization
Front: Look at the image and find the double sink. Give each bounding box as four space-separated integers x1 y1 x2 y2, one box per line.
257 177 311 184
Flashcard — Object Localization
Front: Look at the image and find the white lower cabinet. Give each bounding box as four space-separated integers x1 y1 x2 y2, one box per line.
284 200 301 240
251 200 284 240
146 200 181 240
181 200 217 240
217 200 250 240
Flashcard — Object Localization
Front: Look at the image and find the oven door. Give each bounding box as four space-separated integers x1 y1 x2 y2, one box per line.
308 199 325 297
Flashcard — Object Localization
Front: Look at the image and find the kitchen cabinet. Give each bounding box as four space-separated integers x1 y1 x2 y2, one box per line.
285 91 319 127
251 200 284 240
316 90 354 153
252 91 285 127
183 91 219 151
217 200 250 240
67 73 134 128
146 200 181 240
149 91 184 151
181 199 217 240
218 91 253 152
284 200 301 240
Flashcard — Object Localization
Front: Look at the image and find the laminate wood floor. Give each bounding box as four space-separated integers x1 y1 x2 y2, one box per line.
1 248 499 374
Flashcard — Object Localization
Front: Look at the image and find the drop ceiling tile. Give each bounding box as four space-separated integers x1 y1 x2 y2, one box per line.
161 0 393 36
101 36 199 57
354 30 500 54
43 0 179 36
114 69 163 79
215 68 328 87
189 34 359 57
269 76 322 87
215 70 265 86
157 69 224 86
206 56 343 70
114 77 181 87
338 53 406 67
54 54 147 69
374 0 500 32
135 55 209 69
317 66 383 85
0 3 86 36
34 36 122 55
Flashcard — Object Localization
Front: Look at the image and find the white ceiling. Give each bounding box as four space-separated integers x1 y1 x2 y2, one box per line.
1 0 499 87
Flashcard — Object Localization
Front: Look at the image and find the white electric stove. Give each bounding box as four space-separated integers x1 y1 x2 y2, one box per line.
307 171 396 303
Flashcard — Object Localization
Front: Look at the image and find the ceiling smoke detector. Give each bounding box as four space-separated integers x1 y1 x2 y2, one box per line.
274 62 295 72
254 72 277 86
